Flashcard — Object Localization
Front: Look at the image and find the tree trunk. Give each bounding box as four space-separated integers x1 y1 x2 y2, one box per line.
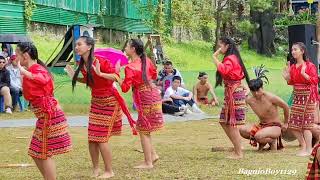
237 3 244 20
214 0 222 50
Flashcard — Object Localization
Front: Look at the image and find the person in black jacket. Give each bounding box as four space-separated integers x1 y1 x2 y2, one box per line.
0 55 12 113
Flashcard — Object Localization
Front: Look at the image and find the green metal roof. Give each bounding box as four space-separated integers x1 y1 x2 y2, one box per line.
0 0 171 34
32 5 101 26
0 1 26 34
34 0 100 14
104 16 152 33
103 0 163 33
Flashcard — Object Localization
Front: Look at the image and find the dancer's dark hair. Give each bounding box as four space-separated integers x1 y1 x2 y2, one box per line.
72 36 95 91
215 37 250 87
128 39 148 83
17 42 51 76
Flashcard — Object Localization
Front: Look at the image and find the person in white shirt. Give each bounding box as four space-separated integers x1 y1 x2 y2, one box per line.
164 76 203 113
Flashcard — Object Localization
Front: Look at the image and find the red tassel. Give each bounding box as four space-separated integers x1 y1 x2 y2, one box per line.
132 128 138 135
112 88 138 135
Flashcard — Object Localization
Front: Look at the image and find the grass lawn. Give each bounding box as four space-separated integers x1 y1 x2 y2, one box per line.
0 117 308 179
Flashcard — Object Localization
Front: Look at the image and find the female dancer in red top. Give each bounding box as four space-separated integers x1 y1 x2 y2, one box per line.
212 37 250 159
120 39 164 169
16 42 72 179
283 42 318 156
66 36 136 178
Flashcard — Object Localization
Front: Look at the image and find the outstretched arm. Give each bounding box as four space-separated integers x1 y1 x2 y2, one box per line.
193 85 198 104
271 95 289 124
65 65 86 84
92 60 118 81
208 83 218 104
18 62 50 85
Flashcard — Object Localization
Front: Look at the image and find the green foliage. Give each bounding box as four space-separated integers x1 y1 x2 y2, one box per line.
172 0 215 40
249 0 274 12
132 0 170 35
24 0 36 28
172 0 196 29
275 11 317 27
97 0 107 25
236 20 255 35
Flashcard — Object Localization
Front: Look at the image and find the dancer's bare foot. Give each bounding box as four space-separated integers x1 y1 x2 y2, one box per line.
91 169 100 178
307 150 312 155
152 155 160 164
211 147 244 152
226 152 243 159
296 150 309 157
97 171 114 179
134 148 144 153
134 162 153 169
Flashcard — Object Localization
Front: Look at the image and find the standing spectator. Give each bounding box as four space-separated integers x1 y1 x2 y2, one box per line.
157 61 185 94
0 55 12 113
6 55 22 111
137 35 144 45
1 43 13 59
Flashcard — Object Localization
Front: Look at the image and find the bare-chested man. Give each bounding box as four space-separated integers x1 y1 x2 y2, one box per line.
239 77 289 151
193 72 218 106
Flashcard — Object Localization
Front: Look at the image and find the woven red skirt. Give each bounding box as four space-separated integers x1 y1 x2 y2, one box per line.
88 95 122 142
28 98 72 160
133 84 164 134
219 86 246 126
289 85 316 130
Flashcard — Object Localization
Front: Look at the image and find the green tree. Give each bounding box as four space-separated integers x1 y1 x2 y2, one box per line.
132 0 169 35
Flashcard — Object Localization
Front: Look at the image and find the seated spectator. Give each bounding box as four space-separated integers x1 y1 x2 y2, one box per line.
157 61 185 95
164 76 203 114
1 43 13 61
6 55 22 111
0 55 12 113
193 72 219 106
162 97 186 116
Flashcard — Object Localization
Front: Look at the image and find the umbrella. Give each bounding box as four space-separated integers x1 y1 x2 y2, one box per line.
94 48 128 67
0 34 31 43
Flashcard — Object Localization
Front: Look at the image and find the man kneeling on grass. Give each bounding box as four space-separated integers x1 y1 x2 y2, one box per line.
239 66 289 151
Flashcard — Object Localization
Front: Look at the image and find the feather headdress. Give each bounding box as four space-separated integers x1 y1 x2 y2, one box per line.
253 64 269 84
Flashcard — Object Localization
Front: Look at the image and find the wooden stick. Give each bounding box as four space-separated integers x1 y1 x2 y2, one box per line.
15 137 28 139
134 149 144 153
0 164 35 168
